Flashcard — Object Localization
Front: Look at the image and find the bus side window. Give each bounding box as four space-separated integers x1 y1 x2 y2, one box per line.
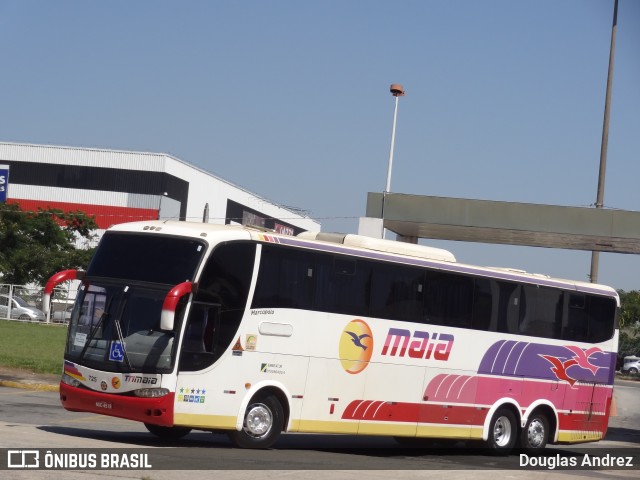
424 271 473 328
329 257 371 317
369 263 424 322
497 282 520 334
472 278 493 331
252 245 314 309
183 303 215 353
563 294 588 341
518 286 562 339
586 295 616 343
179 303 221 371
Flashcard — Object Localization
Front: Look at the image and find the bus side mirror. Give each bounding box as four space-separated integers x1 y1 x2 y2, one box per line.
43 269 85 314
161 281 194 331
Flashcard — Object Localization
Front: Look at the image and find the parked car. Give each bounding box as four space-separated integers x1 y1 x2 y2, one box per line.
621 356 640 375
52 305 74 323
0 294 46 322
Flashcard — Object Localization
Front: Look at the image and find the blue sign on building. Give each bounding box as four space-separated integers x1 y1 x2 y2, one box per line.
0 165 9 203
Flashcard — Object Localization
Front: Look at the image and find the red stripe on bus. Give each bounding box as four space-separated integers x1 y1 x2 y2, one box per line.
343 398 609 436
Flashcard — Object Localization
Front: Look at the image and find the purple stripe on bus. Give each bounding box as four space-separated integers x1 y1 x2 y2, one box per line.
478 340 615 385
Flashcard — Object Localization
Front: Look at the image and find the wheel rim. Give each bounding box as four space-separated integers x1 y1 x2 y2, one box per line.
243 403 272 437
493 415 512 447
526 418 545 448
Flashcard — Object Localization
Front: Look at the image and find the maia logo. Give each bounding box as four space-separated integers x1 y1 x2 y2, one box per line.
339 319 374 374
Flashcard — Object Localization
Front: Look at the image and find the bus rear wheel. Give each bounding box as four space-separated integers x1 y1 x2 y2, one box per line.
229 394 284 449
520 412 549 451
486 408 517 454
144 423 192 440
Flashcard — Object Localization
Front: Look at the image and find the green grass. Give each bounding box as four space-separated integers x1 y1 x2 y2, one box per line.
0 321 67 374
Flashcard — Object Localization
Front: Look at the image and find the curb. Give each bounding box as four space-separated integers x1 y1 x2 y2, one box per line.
0 379 59 392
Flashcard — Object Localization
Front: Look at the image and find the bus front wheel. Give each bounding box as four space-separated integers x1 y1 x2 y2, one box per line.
486 408 517 454
229 394 284 449
144 423 192 440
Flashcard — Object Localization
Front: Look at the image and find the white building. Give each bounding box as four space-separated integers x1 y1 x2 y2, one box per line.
0 141 320 242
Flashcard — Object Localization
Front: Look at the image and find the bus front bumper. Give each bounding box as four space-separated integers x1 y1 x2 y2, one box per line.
59 382 175 427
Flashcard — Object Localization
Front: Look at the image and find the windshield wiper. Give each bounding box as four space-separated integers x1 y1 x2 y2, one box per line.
112 292 132 371
78 294 116 363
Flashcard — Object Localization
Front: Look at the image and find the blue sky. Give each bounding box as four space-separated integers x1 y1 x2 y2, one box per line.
1 0 639 290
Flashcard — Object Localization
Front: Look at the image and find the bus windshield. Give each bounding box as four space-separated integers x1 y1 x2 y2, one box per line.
64 232 207 373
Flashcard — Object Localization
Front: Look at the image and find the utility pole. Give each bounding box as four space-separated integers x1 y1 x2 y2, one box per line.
590 0 618 283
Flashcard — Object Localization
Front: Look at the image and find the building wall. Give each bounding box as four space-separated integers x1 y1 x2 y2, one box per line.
0 142 320 238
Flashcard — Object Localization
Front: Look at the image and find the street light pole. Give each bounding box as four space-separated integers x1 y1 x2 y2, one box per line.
382 84 405 239
385 84 406 194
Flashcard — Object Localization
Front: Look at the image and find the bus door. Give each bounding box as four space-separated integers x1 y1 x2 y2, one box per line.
563 381 611 441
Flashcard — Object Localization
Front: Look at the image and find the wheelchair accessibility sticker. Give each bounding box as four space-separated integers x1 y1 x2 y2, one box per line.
109 341 125 362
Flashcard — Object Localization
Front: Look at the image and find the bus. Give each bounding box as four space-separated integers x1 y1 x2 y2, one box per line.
44 220 619 452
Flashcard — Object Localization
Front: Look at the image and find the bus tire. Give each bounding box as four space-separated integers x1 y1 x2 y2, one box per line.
486 408 517 454
520 412 549 451
229 394 284 449
144 423 192 440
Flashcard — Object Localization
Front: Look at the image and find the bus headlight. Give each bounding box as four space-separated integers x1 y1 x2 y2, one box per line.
61 373 82 388
133 388 169 398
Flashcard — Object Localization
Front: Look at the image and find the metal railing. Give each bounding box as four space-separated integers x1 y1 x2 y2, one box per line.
0 283 76 324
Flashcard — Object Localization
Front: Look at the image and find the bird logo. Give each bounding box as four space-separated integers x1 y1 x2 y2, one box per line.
540 355 578 387
344 330 371 351
564 346 603 375
339 319 374 374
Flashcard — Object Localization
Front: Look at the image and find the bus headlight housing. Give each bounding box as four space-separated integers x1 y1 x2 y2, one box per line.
61 373 82 388
133 388 169 398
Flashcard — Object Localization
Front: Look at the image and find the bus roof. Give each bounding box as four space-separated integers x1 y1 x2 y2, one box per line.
296 231 457 263
107 220 254 240
106 220 618 299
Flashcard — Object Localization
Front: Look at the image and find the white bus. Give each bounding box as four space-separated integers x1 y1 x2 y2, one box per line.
45 220 619 452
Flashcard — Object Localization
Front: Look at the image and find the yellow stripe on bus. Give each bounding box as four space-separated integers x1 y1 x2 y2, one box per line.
174 413 237 430
416 425 484 439
292 420 484 440
292 419 358 434
358 423 417 436
556 431 603 443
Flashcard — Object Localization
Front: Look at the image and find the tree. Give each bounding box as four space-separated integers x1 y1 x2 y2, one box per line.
618 290 640 332
618 331 640 358
617 290 640 359
0 203 98 285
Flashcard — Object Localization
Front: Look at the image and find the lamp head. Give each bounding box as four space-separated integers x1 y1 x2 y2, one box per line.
390 84 405 97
